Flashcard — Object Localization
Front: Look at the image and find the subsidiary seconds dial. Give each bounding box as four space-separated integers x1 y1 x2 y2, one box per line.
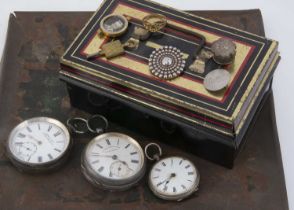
6 117 71 172
81 132 146 191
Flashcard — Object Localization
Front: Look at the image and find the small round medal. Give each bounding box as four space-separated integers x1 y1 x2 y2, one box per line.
211 38 236 65
149 46 186 80
203 69 231 92
100 14 129 37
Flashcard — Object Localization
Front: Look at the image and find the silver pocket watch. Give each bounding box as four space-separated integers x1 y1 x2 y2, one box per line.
6 115 200 201
145 143 200 201
6 117 72 173
71 116 147 191
81 132 146 191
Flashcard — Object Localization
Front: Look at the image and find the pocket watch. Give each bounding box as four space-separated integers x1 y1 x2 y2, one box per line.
81 132 146 191
145 143 200 201
6 117 72 173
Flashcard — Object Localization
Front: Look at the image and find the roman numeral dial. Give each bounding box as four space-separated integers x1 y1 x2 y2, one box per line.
149 156 200 201
85 133 144 179
81 132 146 191
7 117 71 172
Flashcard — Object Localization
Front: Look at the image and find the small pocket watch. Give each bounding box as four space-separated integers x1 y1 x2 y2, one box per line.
100 14 129 37
6 117 72 173
81 132 146 191
145 143 200 201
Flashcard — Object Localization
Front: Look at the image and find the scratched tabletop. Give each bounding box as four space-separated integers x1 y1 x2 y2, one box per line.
0 10 288 210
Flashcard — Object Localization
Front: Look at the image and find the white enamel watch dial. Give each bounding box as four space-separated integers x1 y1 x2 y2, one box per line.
149 156 200 201
6 117 71 172
81 132 146 191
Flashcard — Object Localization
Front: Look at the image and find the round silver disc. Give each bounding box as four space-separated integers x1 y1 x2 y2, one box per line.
203 69 231 92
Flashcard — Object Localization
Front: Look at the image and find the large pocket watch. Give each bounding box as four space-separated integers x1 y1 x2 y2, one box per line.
6 117 72 173
81 132 146 191
145 143 200 201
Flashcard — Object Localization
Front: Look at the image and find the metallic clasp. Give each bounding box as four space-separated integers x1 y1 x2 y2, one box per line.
67 115 108 135
144 143 162 161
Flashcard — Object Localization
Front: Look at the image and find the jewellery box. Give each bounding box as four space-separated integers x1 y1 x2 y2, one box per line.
59 0 280 167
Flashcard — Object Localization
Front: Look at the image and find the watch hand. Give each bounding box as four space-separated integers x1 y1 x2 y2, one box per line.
166 173 176 184
91 153 118 160
91 154 113 158
20 145 32 151
27 155 32 162
121 161 134 171
157 178 170 186
27 135 42 145
160 173 176 187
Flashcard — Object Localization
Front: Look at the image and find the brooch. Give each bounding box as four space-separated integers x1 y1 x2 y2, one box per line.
149 46 185 80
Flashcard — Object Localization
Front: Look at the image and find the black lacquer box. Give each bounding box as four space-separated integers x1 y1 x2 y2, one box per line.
59 0 280 167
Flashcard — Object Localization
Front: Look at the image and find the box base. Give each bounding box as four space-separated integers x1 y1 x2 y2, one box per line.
64 76 273 168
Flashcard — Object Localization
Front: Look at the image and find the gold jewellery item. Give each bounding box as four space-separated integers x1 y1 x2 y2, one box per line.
100 14 129 37
143 13 206 59
142 14 167 33
144 13 207 80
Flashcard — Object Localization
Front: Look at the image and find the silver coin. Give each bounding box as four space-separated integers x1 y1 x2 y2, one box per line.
203 69 231 92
